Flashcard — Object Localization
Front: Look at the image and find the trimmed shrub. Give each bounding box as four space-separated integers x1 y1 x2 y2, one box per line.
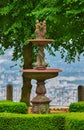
65 113 84 130
69 101 84 112
0 100 27 114
0 113 65 130
0 112 84 130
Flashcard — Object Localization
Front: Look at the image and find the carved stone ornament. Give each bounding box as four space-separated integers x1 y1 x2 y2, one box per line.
35 20 46 39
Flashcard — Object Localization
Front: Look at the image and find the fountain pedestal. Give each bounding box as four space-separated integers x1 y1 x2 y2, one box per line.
31 80 51 113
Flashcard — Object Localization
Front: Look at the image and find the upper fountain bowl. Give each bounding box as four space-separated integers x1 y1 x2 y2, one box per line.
29 39 54 46
21 69 62 80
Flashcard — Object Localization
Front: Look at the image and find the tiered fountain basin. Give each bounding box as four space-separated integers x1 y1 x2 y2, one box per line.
22 38 61 114
21 20 62 113
29 39 54 46
21 69 62 80
21 69 62 114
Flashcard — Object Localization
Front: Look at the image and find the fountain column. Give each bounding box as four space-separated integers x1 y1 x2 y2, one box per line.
34 45 48 69
30 20 53 113
31 80 51 113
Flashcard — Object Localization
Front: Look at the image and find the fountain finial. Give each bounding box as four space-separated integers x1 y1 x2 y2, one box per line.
35 20 46 39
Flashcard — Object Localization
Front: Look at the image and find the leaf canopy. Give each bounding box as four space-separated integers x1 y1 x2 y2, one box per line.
0 0 84 62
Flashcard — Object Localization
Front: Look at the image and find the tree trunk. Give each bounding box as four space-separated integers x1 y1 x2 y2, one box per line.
20 43 33 106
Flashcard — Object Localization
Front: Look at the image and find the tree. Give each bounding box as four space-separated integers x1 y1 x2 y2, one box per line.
0 0 35 105
0 0 84 105
32 0 84 62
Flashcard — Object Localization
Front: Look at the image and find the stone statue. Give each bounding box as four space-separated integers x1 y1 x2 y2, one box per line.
34 20 48 69
34 46 48 69
35 20 46 39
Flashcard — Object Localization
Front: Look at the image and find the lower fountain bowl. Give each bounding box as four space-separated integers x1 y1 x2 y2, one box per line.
21 69 62 80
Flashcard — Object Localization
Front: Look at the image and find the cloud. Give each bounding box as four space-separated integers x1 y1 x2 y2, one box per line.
58 76 84 81
0 59 8 64
0 48 13 64
6 49 13 56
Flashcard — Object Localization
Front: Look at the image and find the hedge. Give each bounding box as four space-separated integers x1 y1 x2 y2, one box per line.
0 100 27 114
0 113 65 130
69 101 84 112
0 113 84 130
65 113 84 130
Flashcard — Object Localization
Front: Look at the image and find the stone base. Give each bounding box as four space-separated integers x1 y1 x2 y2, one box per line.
31 95 51 114
31 103 50 114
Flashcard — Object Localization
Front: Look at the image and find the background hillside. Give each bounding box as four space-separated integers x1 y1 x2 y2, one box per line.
0 49 84 105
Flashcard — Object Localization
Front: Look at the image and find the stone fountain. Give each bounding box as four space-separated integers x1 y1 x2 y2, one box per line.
22 20 62 114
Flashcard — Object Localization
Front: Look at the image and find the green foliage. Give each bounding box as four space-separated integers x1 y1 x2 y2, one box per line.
0 113 65 130
0 112 84 130
65 113 84 130
0 0 84 62
0 0 36 60
69 101 84 112
0 100 27 114
33 0 84 62
0 4 14 15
